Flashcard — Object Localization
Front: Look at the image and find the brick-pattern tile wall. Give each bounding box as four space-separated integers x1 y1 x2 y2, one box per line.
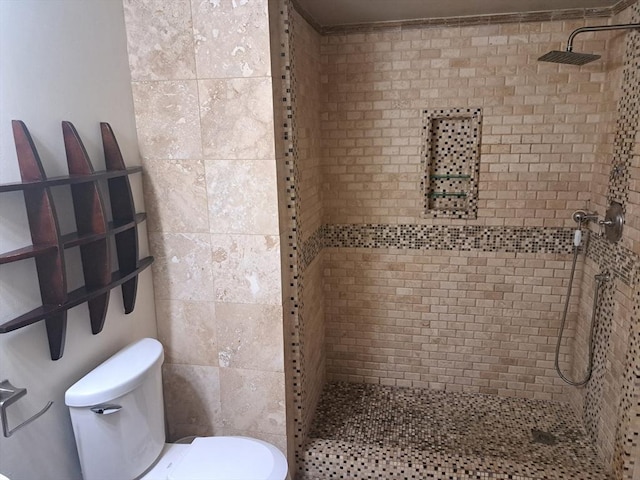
287 2 640 478
579 3 640 476
324 248 579 400
287 6 326 470
319 19 615 228
317 18 619 399
299 254 325 427
294 9 323 244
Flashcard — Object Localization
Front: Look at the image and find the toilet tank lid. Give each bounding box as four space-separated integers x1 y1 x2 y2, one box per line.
65 338 164 407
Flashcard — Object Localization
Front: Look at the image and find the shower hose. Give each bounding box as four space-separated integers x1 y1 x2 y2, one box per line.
554 228 606 386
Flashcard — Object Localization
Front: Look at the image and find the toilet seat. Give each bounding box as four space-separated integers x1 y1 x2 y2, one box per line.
143 436 288 480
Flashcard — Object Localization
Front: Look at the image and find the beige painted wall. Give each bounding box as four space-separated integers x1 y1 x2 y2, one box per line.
0 2 157 479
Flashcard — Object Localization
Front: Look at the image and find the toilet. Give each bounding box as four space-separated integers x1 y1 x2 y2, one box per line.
65 338 288 480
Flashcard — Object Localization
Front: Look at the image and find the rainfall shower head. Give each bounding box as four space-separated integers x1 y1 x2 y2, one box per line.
538 50 600 65
538 23 640 66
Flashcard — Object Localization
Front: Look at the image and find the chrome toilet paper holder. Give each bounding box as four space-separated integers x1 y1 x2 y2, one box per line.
0 379 53 437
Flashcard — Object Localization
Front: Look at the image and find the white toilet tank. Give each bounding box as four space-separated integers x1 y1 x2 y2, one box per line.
65 338 166 480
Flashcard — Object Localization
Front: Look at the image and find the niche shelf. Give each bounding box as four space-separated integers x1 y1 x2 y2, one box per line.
0 120 153 360
421 108 482 219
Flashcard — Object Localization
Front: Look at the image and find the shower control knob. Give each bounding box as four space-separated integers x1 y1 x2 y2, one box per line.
601 201 624 243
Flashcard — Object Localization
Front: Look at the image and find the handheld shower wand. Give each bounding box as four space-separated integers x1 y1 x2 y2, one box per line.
553 210 608 386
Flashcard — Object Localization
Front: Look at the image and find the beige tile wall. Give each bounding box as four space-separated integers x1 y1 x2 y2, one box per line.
574 3 640 475
571 253 635 469
268 0 299 464
298 255 325 433
319 19 616 228
288 3 640 478
121 0 640 477
569 9 623 466
317 18 619 399
619 281 640 480
123 0 288 454
324 248 577 400
294 9 324 243
312 9 639 465
288 7 326 463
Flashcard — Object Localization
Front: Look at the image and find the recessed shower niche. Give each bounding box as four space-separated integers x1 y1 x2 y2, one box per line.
421 108 482 219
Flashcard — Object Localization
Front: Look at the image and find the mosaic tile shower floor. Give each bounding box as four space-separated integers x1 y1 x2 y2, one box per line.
297 382 610 480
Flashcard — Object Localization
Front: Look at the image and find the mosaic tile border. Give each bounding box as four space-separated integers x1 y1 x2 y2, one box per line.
604 282 640 480
583 272 617 461
299 224 640 287
323 224 574 253
608 21 639 214
299 226 324 272
618 286 640 480
299 224 577 271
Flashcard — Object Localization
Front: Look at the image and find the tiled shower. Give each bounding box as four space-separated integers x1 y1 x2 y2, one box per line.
122 0 639 479
283 0 640 478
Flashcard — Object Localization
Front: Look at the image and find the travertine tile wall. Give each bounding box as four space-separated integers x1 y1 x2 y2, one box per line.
320 20 613 228
289 6 326 458
120 1 640 478
123 0 288 454
290 3 640 477
576 3 640 477
324 248 577 399
318 17 617 399
294 10 324 243
276 5 327 469
269 0 299 465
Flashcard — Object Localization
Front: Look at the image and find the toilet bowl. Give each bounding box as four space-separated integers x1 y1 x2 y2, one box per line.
140 437 287 480
64 338 288 480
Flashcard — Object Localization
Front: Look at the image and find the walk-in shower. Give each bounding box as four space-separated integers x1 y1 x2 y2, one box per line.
289 4 640 478
538 23 640 65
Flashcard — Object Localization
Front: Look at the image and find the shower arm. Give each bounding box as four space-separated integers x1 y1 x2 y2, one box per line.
565 23 640 52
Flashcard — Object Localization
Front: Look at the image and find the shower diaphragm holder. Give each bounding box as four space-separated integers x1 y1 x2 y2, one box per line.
572 201 624 243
